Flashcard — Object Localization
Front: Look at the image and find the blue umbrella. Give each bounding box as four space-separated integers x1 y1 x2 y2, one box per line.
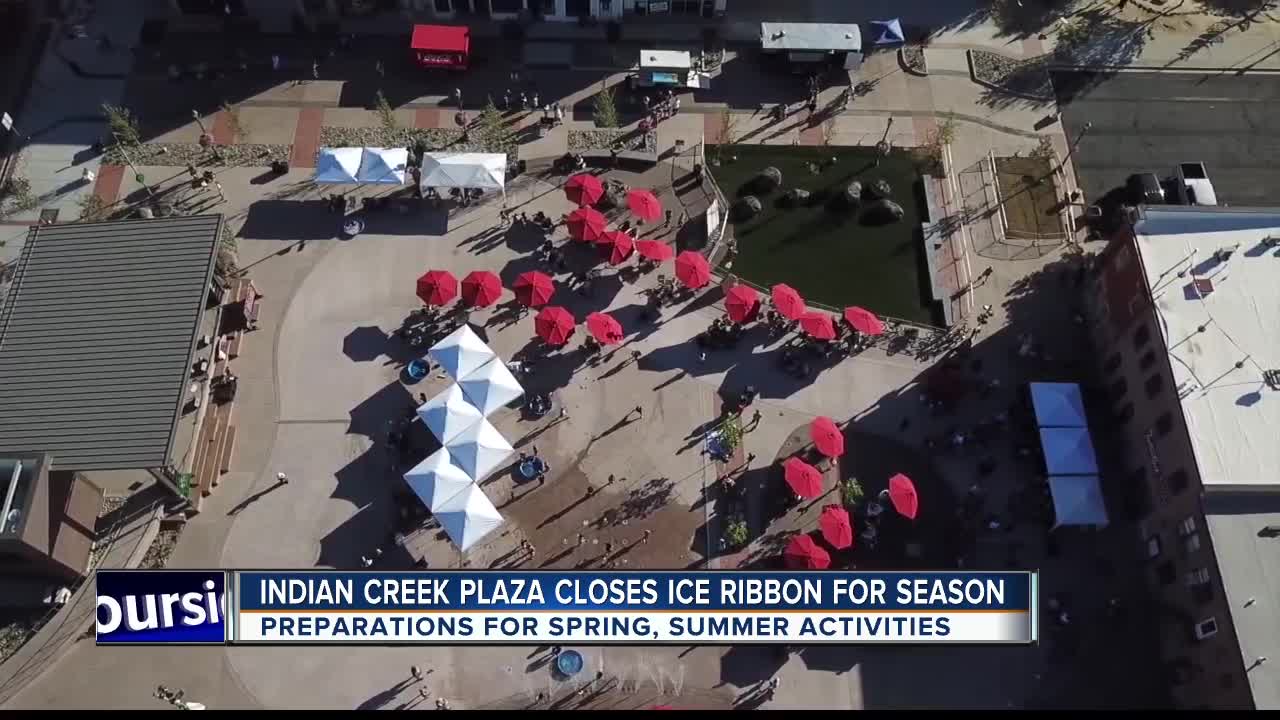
869 18 905 46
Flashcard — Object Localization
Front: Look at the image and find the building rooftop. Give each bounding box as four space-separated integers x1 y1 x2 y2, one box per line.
0 215 222 471
1203 491 1280 709
1133 207 1280 490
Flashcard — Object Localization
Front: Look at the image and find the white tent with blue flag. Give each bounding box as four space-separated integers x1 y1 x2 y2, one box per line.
313 147 362 184
869 18 905 46
356 147 409 184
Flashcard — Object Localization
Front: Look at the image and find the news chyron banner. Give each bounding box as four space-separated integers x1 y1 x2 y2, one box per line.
97 570 1038 645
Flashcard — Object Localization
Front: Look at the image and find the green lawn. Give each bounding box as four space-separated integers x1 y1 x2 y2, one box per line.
709 144 938 325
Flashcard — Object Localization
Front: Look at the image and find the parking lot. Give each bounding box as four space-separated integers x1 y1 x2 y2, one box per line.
1053 71 1280 207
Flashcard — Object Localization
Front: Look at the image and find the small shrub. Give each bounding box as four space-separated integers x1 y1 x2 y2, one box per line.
724 518 749 548
102 103 141 147
752 166 782 194
841 478 864 507
76 193 109 222
592 81 619 129
375 90 398 132
870 179 892 199
861 198 906 225
719 414 744 454
779 188 811 208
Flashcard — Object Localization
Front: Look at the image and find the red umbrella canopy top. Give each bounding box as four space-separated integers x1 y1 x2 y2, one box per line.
800 311 837 341
888 473 919 520
782 456 824 499
564 173 604 207
770 284 807 321
598 230 635 266
416 269 458 306
843 306 885 336
784 533 831 570
460 270 503 307
535 306 576 346
674 251 711 289
810 416 844 458
512 271 556 307
566 207 608 242
635 239 674 262
724 284 761 324
585 311 625 345
819 505 854 550
627 188 663 223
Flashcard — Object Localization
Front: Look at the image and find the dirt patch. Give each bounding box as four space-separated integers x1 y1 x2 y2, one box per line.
994 156 1062 240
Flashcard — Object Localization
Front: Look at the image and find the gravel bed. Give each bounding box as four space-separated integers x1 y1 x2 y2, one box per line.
319 126 519 157
139 528 182 570
970 50 1053 100
0 611 45 664
901 46 927 75
103 143 290 168
567 129 658 154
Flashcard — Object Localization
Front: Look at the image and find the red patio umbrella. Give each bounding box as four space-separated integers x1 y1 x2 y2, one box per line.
598 230 635 266
585 311 624 345
535 306 576 346
626 189 663 223
819 505 854 550
566 207 607 242
843 306 885 336
564 173 604 207
512 271 556 307
799 311 837 341
783 457 824 499
810 416 844 458
459 270 502 308
724 285 761 324
784 534 831 570
416 270 458 306
770 283 806 321
888 473 919 520
635 239 674 263
674 251 711 289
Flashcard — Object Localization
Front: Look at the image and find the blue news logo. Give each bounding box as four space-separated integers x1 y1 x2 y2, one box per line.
95 570 227 644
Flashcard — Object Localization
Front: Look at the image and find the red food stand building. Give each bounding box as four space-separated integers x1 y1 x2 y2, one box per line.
411 24 470 71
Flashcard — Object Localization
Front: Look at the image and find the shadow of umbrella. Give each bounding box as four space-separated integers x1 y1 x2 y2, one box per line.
344 325 390 363
348 380 417 438
797 645 859 676
718 644 788 690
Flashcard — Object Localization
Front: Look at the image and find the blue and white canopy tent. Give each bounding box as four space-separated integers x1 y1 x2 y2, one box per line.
356 147 409 184
869 18 905 47
1048 475 1109 528
1039 426 1100 477
313 147 362 184
1029 382 1087 428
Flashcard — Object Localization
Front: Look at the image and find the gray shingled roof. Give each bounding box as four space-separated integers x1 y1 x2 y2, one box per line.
0 215 222 471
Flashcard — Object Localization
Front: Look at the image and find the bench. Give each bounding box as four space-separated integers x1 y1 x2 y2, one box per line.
579 148 658 168
218 424 237 475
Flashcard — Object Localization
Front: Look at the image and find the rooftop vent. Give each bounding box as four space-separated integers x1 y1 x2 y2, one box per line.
1264 369 1280 391
1215 244 1240 262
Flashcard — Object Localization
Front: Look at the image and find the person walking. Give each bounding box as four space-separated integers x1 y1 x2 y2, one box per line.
633 405 643 419
312 60 320 80
276 472 289 485
271 54 280 71
375 60 384 79
642 529 651 544
577 533 585 547
411 665 424 682
454 88 463 108
663 209 672 228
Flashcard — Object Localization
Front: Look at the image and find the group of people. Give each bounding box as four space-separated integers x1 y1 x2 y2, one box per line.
638 89 681 132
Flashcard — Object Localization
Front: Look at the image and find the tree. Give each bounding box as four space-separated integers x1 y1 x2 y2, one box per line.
1029 135 1055 161
840 477 864 507
718 413 744 454
102 103 141 147
215 223 239 280
476 96 506 150
375 90 398 133
220 101 247 143
76 192 109 222
712 108 740 163
724 518 749 549
592 81 619 129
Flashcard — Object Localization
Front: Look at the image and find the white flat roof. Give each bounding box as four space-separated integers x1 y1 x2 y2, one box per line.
640 49 691 69
1133 207 1280 489
760 22 861 52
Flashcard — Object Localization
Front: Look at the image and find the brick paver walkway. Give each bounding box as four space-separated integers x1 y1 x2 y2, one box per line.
288 107 324 169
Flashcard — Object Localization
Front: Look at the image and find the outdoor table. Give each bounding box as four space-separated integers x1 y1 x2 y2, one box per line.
343 217 366 237
518 458 548 480
556 649 584 677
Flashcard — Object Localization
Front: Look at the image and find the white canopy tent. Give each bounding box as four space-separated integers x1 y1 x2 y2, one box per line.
1048 475 1109 528
419 153 507 193
356 147 409 184
1030 382 1087 428
429 325 496 380
433 482 503 552
403 448 475 510
458 358 524 416
417 384 483 443
1039 426 1100 476
445 418 514 481
313 147 362 184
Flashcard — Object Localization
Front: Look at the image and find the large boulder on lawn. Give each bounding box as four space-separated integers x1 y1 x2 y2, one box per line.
862 198 905 225
752 166 782 194
869 179 893 199
733 195 763 221
839 181 863 210
780 188 811 207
